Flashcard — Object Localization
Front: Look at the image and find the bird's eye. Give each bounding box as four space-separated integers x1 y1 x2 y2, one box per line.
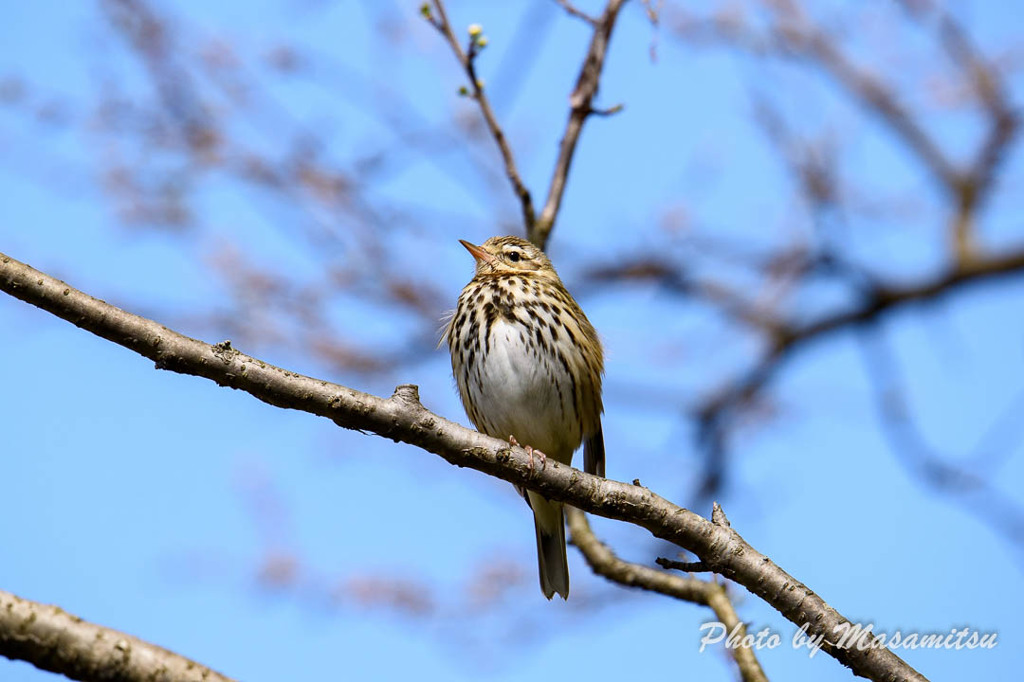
507 250 521 263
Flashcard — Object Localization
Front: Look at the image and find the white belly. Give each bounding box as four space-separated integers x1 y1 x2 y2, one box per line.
461 318 581 462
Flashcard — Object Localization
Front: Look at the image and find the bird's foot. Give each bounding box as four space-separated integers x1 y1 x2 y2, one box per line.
509 435 547 473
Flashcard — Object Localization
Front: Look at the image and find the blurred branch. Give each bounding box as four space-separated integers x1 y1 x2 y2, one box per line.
751 94 840 218
590 245 1024 499
672 6 951 186
0 250 926 682
671 2 1019 263
663 1 1022 501
554 0 599 26
896 0 1020 260
588 248 1024 349
585 258 784 331
856 328 1024 551
567 508 769 682
693 246 1024 498
0 588 233 682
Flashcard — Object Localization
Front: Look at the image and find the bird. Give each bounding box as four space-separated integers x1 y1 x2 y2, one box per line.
445 235 605 600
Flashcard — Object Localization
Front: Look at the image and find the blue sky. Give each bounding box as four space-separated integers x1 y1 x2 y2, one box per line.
1 1 1023 680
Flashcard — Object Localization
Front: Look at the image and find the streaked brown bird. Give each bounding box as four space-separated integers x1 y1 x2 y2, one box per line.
446 236 605 600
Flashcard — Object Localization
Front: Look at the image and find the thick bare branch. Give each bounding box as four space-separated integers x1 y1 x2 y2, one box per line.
567 509 769 682
0 588 233 682
0 250 927 682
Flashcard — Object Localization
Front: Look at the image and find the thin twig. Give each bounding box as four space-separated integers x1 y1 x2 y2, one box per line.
896 0 1019 208
426 0 537 232
534 0 628 249
672 4 1019 265
855 327 1024 551
553 0 598 26
934 11 1018 263
673 10 958 191
425 0 627 249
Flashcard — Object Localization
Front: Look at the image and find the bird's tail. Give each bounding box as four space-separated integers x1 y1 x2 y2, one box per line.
528 491 569 600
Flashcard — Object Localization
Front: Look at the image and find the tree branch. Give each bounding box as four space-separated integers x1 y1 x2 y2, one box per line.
0 588 233 682
567 508 769 682
672 4 1019 265
534 0 627 250
592 246 1024 500
426 0 627 250
0 250 926 682
855 327 1024 550
425 0 537 233
699 246 1024 491
553 0 599 27
668 1 1023 501
671 8 958 190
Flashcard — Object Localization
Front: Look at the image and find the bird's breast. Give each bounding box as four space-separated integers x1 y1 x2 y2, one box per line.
454 304 583 462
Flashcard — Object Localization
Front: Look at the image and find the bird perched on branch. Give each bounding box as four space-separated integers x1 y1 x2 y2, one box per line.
446 235 605 599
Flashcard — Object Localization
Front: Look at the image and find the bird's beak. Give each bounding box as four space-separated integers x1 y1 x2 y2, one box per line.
459 239 497 266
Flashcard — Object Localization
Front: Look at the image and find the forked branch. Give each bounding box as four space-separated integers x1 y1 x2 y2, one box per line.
426 0 627 249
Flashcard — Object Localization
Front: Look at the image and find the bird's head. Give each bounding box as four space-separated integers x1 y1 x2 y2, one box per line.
459 236 557 280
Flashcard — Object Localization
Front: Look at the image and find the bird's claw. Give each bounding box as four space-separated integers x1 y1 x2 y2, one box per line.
509 435 547 473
